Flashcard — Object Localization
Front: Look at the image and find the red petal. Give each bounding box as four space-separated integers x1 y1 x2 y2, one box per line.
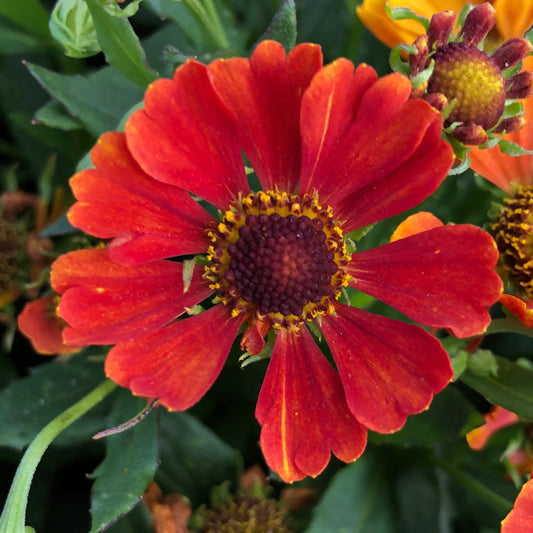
105 304 243 411
51 249 213 345
208 41 323 192
126 61 249 209
348 225 502 337
500 294 533 328
256 327 367 482
69 132 212 265
300 67 452 229
502 473 533 533
466 406 520 451
17 296 81 355
331 105 452 230
390 211 444 242
321 303 453 433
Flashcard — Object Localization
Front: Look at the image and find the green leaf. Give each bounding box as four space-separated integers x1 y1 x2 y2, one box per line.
0 0 51 41
39 213 78 237
461 354 533 420
25 62 144 136
466 349 499 377
306 451 397 533
33 100 84 131
156 410 241 507
0 355 108 450
85 0 158 88
258 0 296 52
144 0 206 51
0 20 43 54
90 392 159 533
498 139 533 156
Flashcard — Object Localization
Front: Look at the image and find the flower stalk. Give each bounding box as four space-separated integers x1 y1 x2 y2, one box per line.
182 0 229 50
0 379 117 533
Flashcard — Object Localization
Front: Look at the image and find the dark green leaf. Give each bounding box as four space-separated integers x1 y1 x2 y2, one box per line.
461 354 533 420
306 451 397 533
39 213 78 237
156 410 242 507
25 62 144 136
90 392 159 533
0 20 43 54
0 355 108 450
258 0 296 52
85 0 158 88
0 0 51 41
144 0 206 51
33 101 84 131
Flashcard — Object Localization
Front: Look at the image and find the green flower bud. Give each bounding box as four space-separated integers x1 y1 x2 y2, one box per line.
49 0 101 58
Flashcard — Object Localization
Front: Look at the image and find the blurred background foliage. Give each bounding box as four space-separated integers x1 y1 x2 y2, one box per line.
1 0 532 532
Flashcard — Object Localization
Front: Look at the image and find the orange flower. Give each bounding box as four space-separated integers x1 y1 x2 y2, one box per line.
356 0 533 49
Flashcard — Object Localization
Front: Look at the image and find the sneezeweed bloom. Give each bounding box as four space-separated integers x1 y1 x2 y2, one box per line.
391 3 533 146
356 0 533 50
501 469 533 532
469 56 533 327
51 40 503 482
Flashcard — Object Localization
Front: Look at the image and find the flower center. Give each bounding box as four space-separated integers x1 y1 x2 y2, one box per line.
196 495 294 533
428 42 505 129
492 185 533 299
206 191 350 329
0 218 18 294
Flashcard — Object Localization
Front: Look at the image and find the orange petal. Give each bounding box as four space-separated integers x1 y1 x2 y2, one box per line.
51 249 213 345
500 294 533 328
321 303 452 433
208 40 323 193
105 304 243 411
502 472 533 532
69 132 212 265
348 224 502 338
17 295 81 355
356 0 478 49
390 211 444 242
126 60 248 210
466 406 520 450
256 327 367 482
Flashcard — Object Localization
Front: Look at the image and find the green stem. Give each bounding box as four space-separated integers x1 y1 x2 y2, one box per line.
485 317 533 338
434 458 514 514
0 379 117 533
182 0 229 49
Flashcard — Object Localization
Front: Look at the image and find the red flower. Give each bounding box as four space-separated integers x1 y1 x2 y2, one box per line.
502 470 533 532
51 40 502 482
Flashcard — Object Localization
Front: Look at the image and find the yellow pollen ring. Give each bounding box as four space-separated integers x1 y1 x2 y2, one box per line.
204 190 350 330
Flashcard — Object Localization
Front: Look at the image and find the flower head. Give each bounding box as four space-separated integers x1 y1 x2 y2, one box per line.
398 3 533 146
357 0 533 50
52 40 502 482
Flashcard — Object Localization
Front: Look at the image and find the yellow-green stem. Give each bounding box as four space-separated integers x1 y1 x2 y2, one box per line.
0 379 117 533
182 0 229 49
